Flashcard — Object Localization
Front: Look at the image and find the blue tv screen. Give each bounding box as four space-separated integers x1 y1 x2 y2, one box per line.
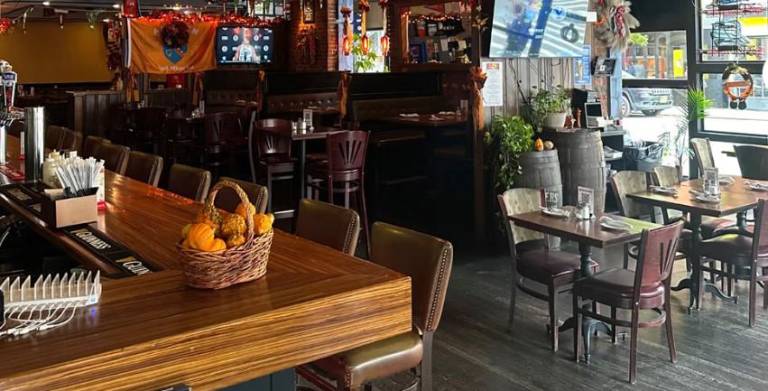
489 0 588 58
216 26 273 64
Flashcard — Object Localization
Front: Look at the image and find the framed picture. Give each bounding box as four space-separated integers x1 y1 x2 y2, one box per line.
302 0 315 23
577 186 594 215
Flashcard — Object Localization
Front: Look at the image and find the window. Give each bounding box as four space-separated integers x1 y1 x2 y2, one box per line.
702 73 768 134
623 31 687 79
700 0 768 62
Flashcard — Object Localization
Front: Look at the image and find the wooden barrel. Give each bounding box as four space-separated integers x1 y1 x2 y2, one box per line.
548 130 607 213
515 150 563 207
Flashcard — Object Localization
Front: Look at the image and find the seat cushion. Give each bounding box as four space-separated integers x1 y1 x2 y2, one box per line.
574 268 665 309
700 233 753 266
700 216 737 239
517 249 596 284
313 331 423 389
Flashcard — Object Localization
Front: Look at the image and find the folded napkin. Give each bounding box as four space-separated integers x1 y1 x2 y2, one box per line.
598 216 632 230
437 111 456 115
399 113 419 118
650 185 677 194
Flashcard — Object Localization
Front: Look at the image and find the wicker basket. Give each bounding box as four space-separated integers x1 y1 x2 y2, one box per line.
177 180 273 289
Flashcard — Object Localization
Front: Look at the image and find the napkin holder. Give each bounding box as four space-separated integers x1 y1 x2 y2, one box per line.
41 188 98 228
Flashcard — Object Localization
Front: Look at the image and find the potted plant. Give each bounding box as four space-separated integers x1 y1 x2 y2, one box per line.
662 88 712 177
484 115 534 191
528 86 571 130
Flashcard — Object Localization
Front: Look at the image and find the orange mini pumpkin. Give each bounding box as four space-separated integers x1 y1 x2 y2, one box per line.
235 202 256 220
186 223 216 251
253 213 275 235
208 238 227 252
534 138 544 152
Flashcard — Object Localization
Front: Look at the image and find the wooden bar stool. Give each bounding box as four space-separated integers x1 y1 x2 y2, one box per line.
200 111 242 179
248 119 296 219
307 130 371 253
166 163 211 202
124 151 163 187
299 222 453 391
82 136 111 158
130 107 166 154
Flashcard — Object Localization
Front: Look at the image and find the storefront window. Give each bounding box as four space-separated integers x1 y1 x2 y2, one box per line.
623 31 687 79
700 0 768 62
621 88 687 170
702 73 768 134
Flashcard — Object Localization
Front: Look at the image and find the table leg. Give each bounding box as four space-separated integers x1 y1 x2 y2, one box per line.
297 140 307 201
576 242 611 363
671 214 701 311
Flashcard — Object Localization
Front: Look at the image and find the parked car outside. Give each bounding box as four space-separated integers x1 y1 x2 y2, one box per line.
621 71 674 117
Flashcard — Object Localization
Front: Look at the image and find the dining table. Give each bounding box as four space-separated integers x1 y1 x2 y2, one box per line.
508 209 659 361
379 113 468 129
0 135 412 390
627 176 764 311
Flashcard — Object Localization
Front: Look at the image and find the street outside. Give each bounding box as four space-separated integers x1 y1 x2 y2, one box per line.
622 106 768 175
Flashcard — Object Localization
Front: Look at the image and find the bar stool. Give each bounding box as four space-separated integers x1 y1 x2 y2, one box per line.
248 119 296 219
61 128 83 152
92 143 130 175
307 130 371 253
214 176 268 215
83 136 111 158
166 163 211 202
200 111 242 179
130 107 166 154
299 222 453 391
124 151 163 186
295 199 360 256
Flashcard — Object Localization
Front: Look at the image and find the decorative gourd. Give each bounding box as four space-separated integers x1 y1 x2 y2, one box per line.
534 138 544 152
253 213 275 235
209 238 227 252
235 202 256 220
195 212 220 235
544 140 554 150
220 214 247 238
186 223 216 252
226 234 246 248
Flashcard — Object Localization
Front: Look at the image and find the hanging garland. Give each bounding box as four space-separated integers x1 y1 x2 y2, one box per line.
379 0 389 56
358 0 370 55
0 18 10 34
138 10 285 28
594 0 639 52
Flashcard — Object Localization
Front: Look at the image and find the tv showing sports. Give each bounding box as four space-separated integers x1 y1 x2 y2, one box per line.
216 26 273 64
489 0 588 58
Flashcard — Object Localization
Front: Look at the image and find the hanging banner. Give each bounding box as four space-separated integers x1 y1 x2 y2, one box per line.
128 19 216 74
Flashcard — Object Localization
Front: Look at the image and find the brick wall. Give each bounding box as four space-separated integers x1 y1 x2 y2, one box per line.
288 0 338 71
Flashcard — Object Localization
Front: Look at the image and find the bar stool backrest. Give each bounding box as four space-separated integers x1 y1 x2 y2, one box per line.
326 130 368 173
204 111 241 144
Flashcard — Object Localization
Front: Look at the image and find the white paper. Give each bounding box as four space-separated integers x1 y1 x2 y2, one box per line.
578 186 595 215
481 61 504 107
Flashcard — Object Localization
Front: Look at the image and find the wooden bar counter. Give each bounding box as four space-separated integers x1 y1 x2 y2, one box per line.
0 137 412 390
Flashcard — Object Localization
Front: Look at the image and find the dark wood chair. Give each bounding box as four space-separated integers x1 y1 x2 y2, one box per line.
299 222 453 391
735 144 768 180
214 176 268 215
130 107 166 154
167 163 211 202
248 119 296 219
573 221 684 384
295 198 360 256
652 165 735 239
497 188 597 352
92 143 130 175
200 111 242 178
699 199 768 327
124 151 163 186
307 131 370 253
82 136 111 158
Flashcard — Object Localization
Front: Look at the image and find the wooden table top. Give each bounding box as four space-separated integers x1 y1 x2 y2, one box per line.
259 125 342 141
508 211 659 248
380 113 467 128
0 136 412 391
627 177 765 216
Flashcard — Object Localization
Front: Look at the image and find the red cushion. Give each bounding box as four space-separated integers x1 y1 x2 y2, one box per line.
574 268 665 309
517 249 596 284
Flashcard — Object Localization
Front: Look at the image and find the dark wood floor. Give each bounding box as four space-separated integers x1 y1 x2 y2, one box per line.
369 242 768 391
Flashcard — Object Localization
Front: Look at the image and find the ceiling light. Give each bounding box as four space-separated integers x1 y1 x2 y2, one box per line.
112 3 120 9
42 1 51 6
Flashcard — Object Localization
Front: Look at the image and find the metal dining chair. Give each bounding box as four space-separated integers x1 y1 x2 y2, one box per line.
573 221 684 384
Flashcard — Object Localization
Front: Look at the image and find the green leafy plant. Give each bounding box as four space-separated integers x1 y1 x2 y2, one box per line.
526 86 570 130
629 33 649 47
351 34 378 73
662 88 713 171
484 115 535 191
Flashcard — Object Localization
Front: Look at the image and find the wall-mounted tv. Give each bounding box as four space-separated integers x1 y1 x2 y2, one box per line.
216 26 273 64
489 0 588 58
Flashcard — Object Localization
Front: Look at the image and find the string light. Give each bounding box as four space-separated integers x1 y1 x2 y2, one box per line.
405 12 463 23
136 10 285 27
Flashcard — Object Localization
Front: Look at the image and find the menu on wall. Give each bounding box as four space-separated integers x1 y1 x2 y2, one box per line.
481 61 503 107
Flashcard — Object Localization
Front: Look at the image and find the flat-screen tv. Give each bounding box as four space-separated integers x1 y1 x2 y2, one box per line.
489 0 588 58
216 26 273 64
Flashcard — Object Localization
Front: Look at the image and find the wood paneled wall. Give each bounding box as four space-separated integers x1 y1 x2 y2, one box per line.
484 58 575 120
